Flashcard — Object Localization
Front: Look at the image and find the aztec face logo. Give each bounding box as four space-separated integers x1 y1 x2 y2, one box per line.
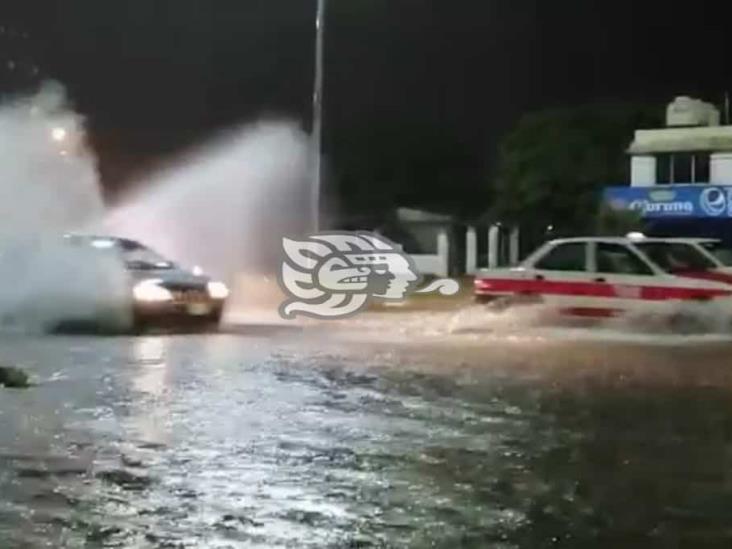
278 231 458 319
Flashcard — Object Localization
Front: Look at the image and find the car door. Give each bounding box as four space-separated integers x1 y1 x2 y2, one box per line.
529 241 595 310
589 241 659 316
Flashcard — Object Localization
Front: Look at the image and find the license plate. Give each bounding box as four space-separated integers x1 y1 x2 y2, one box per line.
187 303 212 316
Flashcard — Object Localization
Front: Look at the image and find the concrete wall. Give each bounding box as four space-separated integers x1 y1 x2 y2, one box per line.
410 229 449 278
630 155 657 187
711 153 732 184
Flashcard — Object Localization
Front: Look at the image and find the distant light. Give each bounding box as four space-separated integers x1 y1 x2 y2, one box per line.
91 239 115 249
192 265 204 276
627 232 646 241
547 225 554 232
51 127 67 142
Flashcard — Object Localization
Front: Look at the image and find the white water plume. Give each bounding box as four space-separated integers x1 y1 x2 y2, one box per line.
0 81 103 236
0 81 130 331
104 120 312 285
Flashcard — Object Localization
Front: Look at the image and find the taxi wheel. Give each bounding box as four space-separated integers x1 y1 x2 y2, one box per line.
669 313 706 334
477 293 542 313
486 296 514 312
475 295 512 311
497 293 542 310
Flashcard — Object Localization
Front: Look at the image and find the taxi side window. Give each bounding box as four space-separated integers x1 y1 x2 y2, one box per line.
596 243 653 275
535 243 586 271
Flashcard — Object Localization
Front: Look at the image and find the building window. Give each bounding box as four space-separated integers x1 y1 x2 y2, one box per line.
657 153 672 183
693 153 710 183
674 153 693 183
656 152 710 184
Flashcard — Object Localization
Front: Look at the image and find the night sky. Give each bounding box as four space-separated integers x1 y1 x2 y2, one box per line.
1 1 732 214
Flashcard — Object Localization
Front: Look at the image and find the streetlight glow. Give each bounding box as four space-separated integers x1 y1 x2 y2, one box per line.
51 127 67 142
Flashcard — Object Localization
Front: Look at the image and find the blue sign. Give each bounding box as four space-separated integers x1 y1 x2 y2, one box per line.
604 185 732 219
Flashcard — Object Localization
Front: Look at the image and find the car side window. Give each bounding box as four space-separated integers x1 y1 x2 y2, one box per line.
535 243 586 271
596 243 653 276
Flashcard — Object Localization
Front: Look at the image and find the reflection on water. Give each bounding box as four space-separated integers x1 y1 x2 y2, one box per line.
0 326 732 547
128 337 171 449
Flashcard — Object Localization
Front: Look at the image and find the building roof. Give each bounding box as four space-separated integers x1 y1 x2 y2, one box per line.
628 125 732 154
397 207 454 223
548 236 720 245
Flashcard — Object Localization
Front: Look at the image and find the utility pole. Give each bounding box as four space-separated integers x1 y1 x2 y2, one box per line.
312 0 326 232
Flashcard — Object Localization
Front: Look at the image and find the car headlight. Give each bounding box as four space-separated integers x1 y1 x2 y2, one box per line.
133 280 173 302
207 281 229 300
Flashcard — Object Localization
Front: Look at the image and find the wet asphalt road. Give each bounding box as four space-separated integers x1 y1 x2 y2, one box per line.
2 313 732 548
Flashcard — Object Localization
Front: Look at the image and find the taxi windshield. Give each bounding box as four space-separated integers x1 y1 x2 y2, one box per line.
697 241 732 266
635 242 716 273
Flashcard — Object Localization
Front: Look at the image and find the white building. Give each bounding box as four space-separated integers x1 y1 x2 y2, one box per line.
605 96 732 243
629 96 732 187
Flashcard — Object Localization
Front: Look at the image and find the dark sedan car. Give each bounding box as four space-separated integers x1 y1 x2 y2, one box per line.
62 234 229 331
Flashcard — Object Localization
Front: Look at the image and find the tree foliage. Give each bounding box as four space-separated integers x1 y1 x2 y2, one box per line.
330 119 488 226
491 103 661 234
593 203 644 236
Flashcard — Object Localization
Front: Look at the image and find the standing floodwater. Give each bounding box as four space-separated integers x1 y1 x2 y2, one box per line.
1 322 732 547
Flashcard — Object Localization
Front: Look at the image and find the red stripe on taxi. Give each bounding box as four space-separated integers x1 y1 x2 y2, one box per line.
474 277 732 301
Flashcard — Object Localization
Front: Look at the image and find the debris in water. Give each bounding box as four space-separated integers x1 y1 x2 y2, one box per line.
96 469 154 491
0 365 30 388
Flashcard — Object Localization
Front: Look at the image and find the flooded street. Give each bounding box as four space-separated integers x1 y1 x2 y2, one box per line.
3 313 732 548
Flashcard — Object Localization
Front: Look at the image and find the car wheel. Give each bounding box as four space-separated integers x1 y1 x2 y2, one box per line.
669 313 707 334
481 294 542 313
205 309 223 331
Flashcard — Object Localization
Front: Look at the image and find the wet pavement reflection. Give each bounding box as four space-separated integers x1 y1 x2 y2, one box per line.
2 317 732 547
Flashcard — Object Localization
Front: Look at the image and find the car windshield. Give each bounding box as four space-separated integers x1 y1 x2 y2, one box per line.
697 241 732 266
117 240 175 270
635 242 716 273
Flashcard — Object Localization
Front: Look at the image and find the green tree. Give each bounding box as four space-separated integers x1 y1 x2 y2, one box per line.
594 203 644 236
330 119 488 226
491 103 660 236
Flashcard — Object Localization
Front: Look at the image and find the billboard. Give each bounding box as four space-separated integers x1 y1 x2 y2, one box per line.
603 185 732 219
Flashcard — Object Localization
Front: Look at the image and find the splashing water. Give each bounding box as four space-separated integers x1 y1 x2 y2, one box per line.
0 81 311 327
103 121 312 320
0 81 130 331
104 121 311 279
0 81 103 236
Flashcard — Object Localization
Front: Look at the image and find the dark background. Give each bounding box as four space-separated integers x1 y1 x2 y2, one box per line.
1 0 731 219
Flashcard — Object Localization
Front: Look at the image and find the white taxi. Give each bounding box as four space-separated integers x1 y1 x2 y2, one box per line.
473 236 732 319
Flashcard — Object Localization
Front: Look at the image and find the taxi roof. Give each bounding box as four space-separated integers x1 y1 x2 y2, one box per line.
547 236 720 246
